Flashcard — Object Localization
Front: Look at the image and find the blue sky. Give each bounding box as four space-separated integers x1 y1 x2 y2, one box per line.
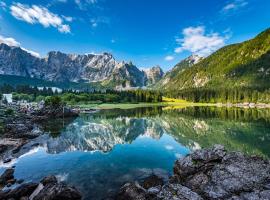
0 0 269 71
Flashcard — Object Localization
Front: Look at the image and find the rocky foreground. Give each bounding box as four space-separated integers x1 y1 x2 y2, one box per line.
0 167 81 200
116 145 270 200
0 105 78 161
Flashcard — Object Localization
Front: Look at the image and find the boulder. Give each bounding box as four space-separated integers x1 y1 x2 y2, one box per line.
116 182 148 200
173 144 226 181
32 175 81 200
116 145 270 200
173 146 270 199
0 183 38 200
157 184 203 200
143 175 164 189
0 175 81 200
0 168 14 186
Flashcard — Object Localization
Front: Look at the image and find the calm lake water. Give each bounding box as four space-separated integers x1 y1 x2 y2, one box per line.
1 106 270 199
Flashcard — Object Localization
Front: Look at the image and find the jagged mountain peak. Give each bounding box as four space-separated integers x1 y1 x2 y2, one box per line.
185 54 203 65
142 66 164 86
0 43 164 88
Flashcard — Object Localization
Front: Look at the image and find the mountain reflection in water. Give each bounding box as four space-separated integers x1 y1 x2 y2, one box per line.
36 106 270 157
0 106 269 200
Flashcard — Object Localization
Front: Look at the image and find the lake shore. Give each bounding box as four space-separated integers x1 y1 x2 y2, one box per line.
0 104 270 199
73 101 270 110
0 104 78 162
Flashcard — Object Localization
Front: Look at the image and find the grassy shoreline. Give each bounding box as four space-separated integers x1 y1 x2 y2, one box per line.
72 102 217 110
71 102 270 110
68 96 270 110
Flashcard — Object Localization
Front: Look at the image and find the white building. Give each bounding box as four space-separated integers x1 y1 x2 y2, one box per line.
2 94 13 103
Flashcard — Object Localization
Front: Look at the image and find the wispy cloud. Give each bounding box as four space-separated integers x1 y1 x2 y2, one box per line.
174 26 228 56
222 0 248 13
0 35 40 57
62 15 73 22
90 17 110 28
165 55 174 61
0 1 7 10
10 3 71 33
91 18 98 27
75 0 97 10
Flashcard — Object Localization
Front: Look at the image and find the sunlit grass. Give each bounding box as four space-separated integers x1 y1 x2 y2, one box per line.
162 97 189 103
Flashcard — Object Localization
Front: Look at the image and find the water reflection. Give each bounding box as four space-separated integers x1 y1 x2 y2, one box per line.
39 106 270 157
0 106 269 199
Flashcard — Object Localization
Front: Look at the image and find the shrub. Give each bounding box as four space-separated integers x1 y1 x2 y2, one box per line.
4 108 14 115
45 96 62 107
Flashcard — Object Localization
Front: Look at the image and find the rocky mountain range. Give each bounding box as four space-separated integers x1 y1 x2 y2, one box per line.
0 43 164 89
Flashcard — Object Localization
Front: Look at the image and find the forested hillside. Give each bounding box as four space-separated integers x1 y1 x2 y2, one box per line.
160 28 270 103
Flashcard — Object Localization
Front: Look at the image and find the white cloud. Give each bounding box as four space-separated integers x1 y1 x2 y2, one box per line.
0 34 40 57
174 26 227 56
0 1 7 10
165 55 174 61
58 24 71 33
0 35 20 46
10 3 71 33
222 0 248 12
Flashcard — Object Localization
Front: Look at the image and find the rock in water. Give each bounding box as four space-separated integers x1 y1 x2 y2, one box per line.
32 175 82 200
173 145 270 199
0 168 14 186
0 175 81 200
0 183 38 199
116 145 270 200
116 182 148 200
143 174 164 189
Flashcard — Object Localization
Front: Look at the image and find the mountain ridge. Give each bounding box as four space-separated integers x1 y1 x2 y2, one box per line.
0 43 164 89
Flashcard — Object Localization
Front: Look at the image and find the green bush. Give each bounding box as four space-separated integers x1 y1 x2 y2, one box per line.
4 108 14 115
45 96 62 107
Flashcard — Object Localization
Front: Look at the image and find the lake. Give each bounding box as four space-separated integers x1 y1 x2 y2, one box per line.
1 106 270 199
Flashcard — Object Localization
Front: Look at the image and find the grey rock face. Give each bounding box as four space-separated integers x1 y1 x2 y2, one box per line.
157 184 203 200
116 182 148 200
142 66 164 86
174 145 270 199
0 43 164 88
116 145 270 200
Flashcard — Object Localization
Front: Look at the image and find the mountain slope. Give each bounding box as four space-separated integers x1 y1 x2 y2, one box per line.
161 28 270 91
0 43 164 89
154 55 202 89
